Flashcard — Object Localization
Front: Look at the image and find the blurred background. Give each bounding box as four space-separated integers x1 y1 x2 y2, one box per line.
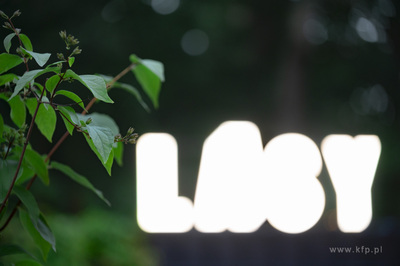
1 0 400 265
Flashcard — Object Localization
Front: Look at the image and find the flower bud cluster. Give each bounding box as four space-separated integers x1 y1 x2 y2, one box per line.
59 30 80 50
114 127 139 144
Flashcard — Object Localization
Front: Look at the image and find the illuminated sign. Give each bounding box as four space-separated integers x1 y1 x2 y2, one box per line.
136 121 381 234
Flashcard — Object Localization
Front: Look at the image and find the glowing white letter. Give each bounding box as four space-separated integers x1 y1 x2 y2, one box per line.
136 133 193 233
263 133 325 234
194 121 266 233
321 135 381 233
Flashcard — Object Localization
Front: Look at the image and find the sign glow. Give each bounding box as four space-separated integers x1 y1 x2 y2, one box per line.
321 135 381 232
136 121 381 234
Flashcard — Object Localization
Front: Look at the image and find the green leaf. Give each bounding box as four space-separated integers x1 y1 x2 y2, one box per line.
19 209 53 260
44 75 60 93
20 34 33 51
100 74 150 112
68 57 75 67
77 112 119 171
85 124 114 164
9 95 26 127
113 141 124 166
45 60 64 68
15 259 43 266
84 134 114 175
129 54 164 108
57 106 78 135
0 53 23 75
35 213 56 253
0 73 18 86
13 185 40 223
16 166 35 185
25 98 57 142
55 90 85 110
0 160 17 202
77 113 119 135
10 67 59 100
142 59 165 82
21 47 51 67
51 161 111 206
64 69 113 103
23 148 49 185
12 69 42 99
0 113 3 137
3 33 16 53
117 83 150 112
0 244 34 258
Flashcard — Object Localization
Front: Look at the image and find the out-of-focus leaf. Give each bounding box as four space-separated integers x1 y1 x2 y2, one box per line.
13 185 40 223
19 209 52 260
0 113 3 137
23 148 49 185
0 244 34 258
51 161 111 206
0 160 17 202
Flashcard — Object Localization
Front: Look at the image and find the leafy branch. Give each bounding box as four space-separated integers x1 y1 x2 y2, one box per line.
0 10 165 264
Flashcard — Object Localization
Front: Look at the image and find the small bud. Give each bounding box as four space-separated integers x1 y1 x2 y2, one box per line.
114 133 122 142
57 53 65 60
0 10 8 19
85 117 93 125
59 30 67 40
67 35 79 46
16 47 24 57
129 133 139 144
127 127 134 135
3 21 12 30
71 46 82 56
11 10 21 19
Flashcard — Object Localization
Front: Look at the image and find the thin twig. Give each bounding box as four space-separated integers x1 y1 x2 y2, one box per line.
8 18 29 72
83 63 136 114
0 88 45 213
3 137 14 160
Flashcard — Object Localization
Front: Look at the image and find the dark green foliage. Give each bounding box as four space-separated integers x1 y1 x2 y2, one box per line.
0 10 164 264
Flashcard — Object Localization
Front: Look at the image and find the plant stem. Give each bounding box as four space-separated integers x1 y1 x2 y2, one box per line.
3 137 14 160
0 88 45 214
83 63 136 114
8 18 29 72
0 63 137 230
